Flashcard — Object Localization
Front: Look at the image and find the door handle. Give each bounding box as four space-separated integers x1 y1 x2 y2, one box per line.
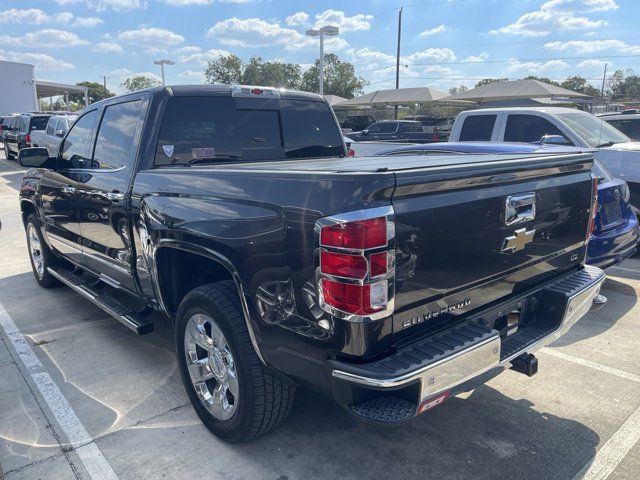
505 192 536 226
104 190 125 201
61 185 76 194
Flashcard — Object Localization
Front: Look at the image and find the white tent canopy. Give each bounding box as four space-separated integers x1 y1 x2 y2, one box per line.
441 79 590 103
324 94 348 106
339 87 449 107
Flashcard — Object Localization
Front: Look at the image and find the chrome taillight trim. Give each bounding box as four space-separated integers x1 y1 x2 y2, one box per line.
314 205 396 322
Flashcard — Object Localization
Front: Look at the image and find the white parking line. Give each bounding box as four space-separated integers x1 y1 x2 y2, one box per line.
572 404 640 480
0 301 119 480
541 348 640 480
541 348 640 384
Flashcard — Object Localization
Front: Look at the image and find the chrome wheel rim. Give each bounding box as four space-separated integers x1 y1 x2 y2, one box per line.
28 224 44 278
184 313 239 420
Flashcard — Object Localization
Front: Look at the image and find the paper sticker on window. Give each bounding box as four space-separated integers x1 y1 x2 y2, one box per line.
162 145 174 157
192 147 216 159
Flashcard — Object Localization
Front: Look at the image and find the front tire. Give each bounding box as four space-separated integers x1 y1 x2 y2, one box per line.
25 214 60 288
4 143 14 160
175 281 296 442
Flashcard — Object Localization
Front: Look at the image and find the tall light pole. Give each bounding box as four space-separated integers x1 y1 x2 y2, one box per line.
305 25 339 96
154 59 174 86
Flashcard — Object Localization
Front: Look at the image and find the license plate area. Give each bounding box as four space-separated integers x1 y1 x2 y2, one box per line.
602 201 623 227
476 297 529 340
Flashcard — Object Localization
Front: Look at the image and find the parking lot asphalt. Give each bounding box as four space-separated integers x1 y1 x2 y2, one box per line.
0 150 639 480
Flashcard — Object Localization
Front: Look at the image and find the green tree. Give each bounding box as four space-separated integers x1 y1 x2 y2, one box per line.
69 81 115 105
241 56 301 89
448 85 469 95
121 75 160 92
300 54 367 98
204 54 244 85
606 69 640 99
560 76 600 97
475 78 508 88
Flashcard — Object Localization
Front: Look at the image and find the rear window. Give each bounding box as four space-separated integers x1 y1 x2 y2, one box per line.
155 96 344 166
30 116 50 131
605 118 640 141
459 115 496 141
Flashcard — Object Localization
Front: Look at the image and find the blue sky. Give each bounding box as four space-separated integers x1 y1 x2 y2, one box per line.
0 0 638 94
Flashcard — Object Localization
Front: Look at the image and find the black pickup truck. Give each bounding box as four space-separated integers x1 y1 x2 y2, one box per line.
18 85 605 442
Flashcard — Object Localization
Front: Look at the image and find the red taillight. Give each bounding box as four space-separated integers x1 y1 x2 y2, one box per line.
25 133 31 143
320 250 367 279
320 217 387 250
317 210 394 319
347 148 355 157
588 177 599 238
251 88 264 95
369 251 387 277
321 279 387 316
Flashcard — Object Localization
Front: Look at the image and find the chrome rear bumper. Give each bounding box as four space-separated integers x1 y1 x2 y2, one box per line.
331 265 606 409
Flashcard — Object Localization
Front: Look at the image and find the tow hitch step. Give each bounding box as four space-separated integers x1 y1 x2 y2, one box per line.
510 353 538 377
47 267 154 335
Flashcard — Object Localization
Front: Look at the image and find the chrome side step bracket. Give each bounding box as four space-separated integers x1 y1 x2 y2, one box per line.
47 267 154 335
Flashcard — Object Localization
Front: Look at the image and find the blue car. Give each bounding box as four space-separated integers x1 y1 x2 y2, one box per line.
377 142 639 269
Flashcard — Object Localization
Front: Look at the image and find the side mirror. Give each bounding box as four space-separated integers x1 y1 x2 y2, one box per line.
362 129 369 135
18 147 51 168
55 129 65 138
540 134 570 145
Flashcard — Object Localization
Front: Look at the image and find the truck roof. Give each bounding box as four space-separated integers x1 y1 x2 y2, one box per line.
461 106 585 115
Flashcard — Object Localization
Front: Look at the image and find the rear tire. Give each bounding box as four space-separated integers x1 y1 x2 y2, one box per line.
25 214 60 288
175 281 296 442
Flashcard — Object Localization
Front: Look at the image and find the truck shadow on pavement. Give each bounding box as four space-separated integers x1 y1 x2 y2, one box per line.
0 271 599 480
552 277 636 347
0 171 26 192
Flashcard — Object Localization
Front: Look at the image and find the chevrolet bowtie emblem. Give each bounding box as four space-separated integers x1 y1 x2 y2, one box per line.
501 228 536 254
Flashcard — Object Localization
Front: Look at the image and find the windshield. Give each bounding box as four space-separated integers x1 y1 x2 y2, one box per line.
556 111 630 147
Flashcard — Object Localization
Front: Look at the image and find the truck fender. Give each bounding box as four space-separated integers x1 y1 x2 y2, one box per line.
151 240 267 365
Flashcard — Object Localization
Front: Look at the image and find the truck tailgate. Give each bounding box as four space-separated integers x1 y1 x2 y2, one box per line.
390 153 594 337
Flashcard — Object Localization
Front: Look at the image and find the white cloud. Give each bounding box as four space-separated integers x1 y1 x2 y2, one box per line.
179 70 204 80
463 52 489 63
419 24 447 37
72 16 103 27
285 11 309 26
490 0 616 37
163 0 212 4
88 0 147 12
118 27 184 47
179 48 230 66
0 50 74 70
0 8 102 27
404 48 456 63
505 59 570 74
0 29 88 48
313 9 373 32
576 59 609 69
347 47 395 64
544 39 640 54
93 42 123 53
176 45 202 53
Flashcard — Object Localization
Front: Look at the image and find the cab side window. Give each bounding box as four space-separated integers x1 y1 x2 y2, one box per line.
504 114 569 143
459 115 496 141
46 118 56 136
92 100 143 170
59 110 98 169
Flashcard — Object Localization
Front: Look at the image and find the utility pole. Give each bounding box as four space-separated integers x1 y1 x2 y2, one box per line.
394 7 403 119
102 75 107 90
600 63 607 103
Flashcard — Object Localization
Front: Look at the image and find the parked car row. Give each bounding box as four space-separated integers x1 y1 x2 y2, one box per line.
1 111 76 160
